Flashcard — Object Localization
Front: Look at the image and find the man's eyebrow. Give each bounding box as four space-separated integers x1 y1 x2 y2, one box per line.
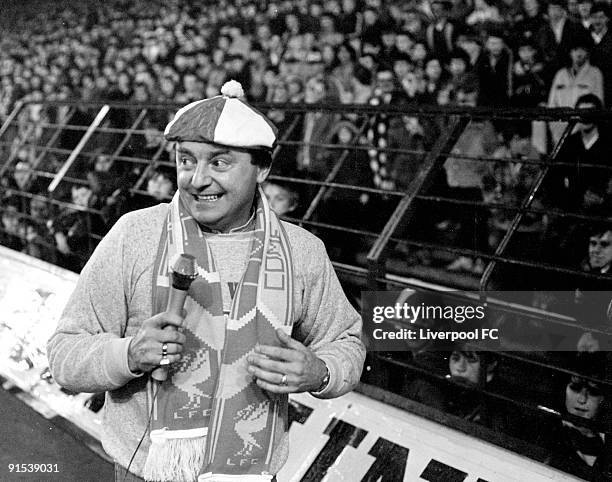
209 149 233 158
176 148 233 158
177 147 196 157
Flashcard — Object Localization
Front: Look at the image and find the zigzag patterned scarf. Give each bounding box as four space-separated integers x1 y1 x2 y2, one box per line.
143 187 294 482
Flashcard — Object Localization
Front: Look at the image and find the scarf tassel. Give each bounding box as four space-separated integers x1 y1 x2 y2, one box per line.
143 436 207 482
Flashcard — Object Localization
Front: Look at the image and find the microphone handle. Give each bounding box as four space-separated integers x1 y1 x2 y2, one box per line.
151 287 189 382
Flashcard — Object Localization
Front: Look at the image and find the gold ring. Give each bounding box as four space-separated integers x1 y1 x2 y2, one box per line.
162 343 168 357
280 374 288 386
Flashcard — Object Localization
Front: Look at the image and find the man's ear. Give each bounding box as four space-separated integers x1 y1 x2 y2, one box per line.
256 165 271 184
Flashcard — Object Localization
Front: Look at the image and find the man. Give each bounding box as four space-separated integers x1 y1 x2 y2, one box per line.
589 3 612 104
426 0 456 63
535 0 591 83
545 38 603 148
552 94 610 210
577 0 593 29
47 81 365 482
475 28 513 106
443 80 497 273
583 225 612 275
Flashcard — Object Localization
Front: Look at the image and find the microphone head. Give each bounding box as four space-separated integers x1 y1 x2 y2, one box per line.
170 254 197 290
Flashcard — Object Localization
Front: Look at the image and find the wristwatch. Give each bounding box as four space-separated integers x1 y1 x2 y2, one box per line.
314 361 330 393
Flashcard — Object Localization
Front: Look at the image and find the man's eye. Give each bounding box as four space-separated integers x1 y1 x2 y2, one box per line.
212 158 230 168
179 156 195 166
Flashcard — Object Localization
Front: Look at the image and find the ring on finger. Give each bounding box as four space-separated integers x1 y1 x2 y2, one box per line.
280 374 288 386
162 343 168 357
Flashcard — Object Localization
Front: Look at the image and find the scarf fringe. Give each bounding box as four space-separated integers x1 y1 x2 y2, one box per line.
143 436 207 482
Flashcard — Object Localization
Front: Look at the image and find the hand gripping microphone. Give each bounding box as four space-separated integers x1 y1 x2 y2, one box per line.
151 253 198 382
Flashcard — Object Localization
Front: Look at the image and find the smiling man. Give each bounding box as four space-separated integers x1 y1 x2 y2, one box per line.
47 81 365 482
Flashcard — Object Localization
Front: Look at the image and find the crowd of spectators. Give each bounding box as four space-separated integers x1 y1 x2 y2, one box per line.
0 0 609 271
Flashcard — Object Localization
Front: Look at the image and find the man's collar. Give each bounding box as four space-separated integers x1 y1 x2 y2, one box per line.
581 128 599 149
202 210 256 234
227 210 256 233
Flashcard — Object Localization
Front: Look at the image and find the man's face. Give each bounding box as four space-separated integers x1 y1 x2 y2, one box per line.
548 4 566 21
486 37 504 56
578 0 592 18
575 100 597 131
518 45 536 63
588 230 612 270
449 58 467 76
570 47 588 66
393 60 411 79
425 59 442 80
591 10 609 32
449 351 482 385
396 34 414 53
376 71 395 93
565 376 604 419
176 141 269 232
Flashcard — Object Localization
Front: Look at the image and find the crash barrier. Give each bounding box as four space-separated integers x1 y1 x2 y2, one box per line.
0 100 611 479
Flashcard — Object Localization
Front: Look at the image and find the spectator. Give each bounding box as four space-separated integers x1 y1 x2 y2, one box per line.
442 47 479 103
296 74 342 179
262 180 299 216
544 40 604 149
145 166 175 202
550 94 611 210
475 29 513 106
466 0 504 27
337 0 362 36
514 0 547 46
403 347 510 432
422 57 447 104
512 38 546 107
443 81 498 273
544 354 609 479
578 0 594 29
426 0 456 62
366 68 410 192
484 124 545 280
589 3 612 105
535 0 591 83
0 199 25 251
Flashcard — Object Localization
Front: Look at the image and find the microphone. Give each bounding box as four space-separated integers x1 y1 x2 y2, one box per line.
151 253 198 382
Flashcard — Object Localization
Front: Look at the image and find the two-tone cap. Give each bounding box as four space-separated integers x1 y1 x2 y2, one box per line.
164 80 277 150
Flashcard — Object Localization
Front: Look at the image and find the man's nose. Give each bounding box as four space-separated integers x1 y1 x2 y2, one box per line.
191 162 212 188
577 389 588 404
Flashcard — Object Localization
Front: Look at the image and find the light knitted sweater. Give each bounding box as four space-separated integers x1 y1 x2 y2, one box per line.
46 204 365 477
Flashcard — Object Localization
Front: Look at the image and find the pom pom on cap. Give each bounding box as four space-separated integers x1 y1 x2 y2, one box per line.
220 80 245 98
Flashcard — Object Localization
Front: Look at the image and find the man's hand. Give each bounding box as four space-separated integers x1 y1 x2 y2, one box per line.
247 328 327 394
127 312 186 373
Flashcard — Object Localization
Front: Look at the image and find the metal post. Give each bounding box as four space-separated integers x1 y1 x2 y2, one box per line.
0 100 24 142
48 105 110 193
